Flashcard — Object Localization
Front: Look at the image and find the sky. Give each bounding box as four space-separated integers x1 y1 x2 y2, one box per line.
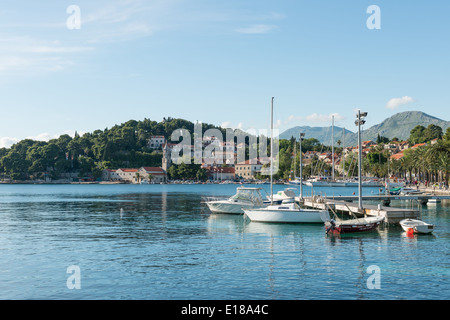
1 0 449 148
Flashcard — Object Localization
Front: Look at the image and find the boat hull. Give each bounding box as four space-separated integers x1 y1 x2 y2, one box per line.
325 217 384 234
206 201 259 214
400 219 434 234
244 208 330 223
304 181 382 188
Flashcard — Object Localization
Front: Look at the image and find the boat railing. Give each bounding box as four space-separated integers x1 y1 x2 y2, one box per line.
202 196 228 203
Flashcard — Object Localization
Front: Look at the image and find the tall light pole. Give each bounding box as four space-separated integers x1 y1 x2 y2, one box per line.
355 110 368 211
299 132 305 201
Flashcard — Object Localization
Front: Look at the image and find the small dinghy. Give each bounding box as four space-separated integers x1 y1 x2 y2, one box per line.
400 219 434 234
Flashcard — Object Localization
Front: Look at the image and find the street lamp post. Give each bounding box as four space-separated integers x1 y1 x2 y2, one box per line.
299 132 305 201
355 110 368 211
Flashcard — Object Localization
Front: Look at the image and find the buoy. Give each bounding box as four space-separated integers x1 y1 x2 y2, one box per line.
406 227 414 236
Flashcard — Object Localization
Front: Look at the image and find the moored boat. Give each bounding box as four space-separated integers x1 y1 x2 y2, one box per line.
205 187 266 214
324 216 385 234
400 219 434 234
267 188 296 204
244 202 330 223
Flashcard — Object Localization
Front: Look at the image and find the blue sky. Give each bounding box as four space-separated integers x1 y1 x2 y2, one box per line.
1 0 449 147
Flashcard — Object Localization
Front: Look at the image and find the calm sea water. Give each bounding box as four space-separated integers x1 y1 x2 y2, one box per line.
0 183 448 300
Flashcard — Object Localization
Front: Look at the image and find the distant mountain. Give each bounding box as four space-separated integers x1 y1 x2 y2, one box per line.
357 111 450 144
280 125 354 147
280 111 450 147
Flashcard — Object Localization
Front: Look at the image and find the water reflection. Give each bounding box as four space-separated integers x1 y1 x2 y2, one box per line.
0 185 448 300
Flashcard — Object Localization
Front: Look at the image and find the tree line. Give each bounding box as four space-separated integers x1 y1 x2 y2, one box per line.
0 118 223 181
1 118 448 184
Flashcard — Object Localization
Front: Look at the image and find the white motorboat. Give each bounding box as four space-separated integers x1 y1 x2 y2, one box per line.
304 177 345 187
244 202 330 223
268 188 296 203
205 187 266 214
362 179 383 187
400 219 434 234
400 187 422 195
427 198 441 204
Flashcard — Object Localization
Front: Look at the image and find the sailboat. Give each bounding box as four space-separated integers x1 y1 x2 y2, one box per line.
243 97 331 224
323 110 385 234
304 119 382 188
304 116 350 187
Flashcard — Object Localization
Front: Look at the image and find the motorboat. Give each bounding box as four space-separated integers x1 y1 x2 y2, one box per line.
400 219 434 234
389 187 402 195
362 179 383 187
400 187 422 195
205 187 266 214
267 188 296 203
428 198 441 204
324 216 385 234
243 202 330 223
304 177 347 187
288 178 304 185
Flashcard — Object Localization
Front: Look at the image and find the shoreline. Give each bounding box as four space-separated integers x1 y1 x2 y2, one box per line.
0 180 449 195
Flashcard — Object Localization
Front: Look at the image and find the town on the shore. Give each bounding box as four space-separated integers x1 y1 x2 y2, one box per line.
0 118 449 191
0 121 450 189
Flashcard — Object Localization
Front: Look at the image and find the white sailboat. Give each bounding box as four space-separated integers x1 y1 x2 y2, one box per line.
245 202 331 223
304 116 349 188
243 97 331 224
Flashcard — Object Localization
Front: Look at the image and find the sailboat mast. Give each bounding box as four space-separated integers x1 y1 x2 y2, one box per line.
293 137 296 179
342 127 345 181
270 97 274 205
332 115 335 181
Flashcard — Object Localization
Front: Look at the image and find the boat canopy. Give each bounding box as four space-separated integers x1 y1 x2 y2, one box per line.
230 187 264 205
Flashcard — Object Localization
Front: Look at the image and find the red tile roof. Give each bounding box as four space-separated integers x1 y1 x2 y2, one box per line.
391 152 404 160
141 167 165 172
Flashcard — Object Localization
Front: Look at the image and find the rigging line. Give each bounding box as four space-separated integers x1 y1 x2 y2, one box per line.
313 125 331 176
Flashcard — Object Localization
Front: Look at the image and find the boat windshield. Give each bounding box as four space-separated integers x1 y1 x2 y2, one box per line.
230 189 263 204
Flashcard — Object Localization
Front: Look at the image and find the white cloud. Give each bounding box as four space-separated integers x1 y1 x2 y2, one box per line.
235 24 278 34
221 121 244 130
0 130 84 149
385 96 415 109
282 113 345 126
306 113 344 123
0 36 91 76
0 137 20 148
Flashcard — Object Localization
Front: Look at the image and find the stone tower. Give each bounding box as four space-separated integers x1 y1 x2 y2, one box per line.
162 142 171 172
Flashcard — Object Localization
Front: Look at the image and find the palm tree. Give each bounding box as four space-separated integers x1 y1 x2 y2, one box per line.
426 140 450 183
